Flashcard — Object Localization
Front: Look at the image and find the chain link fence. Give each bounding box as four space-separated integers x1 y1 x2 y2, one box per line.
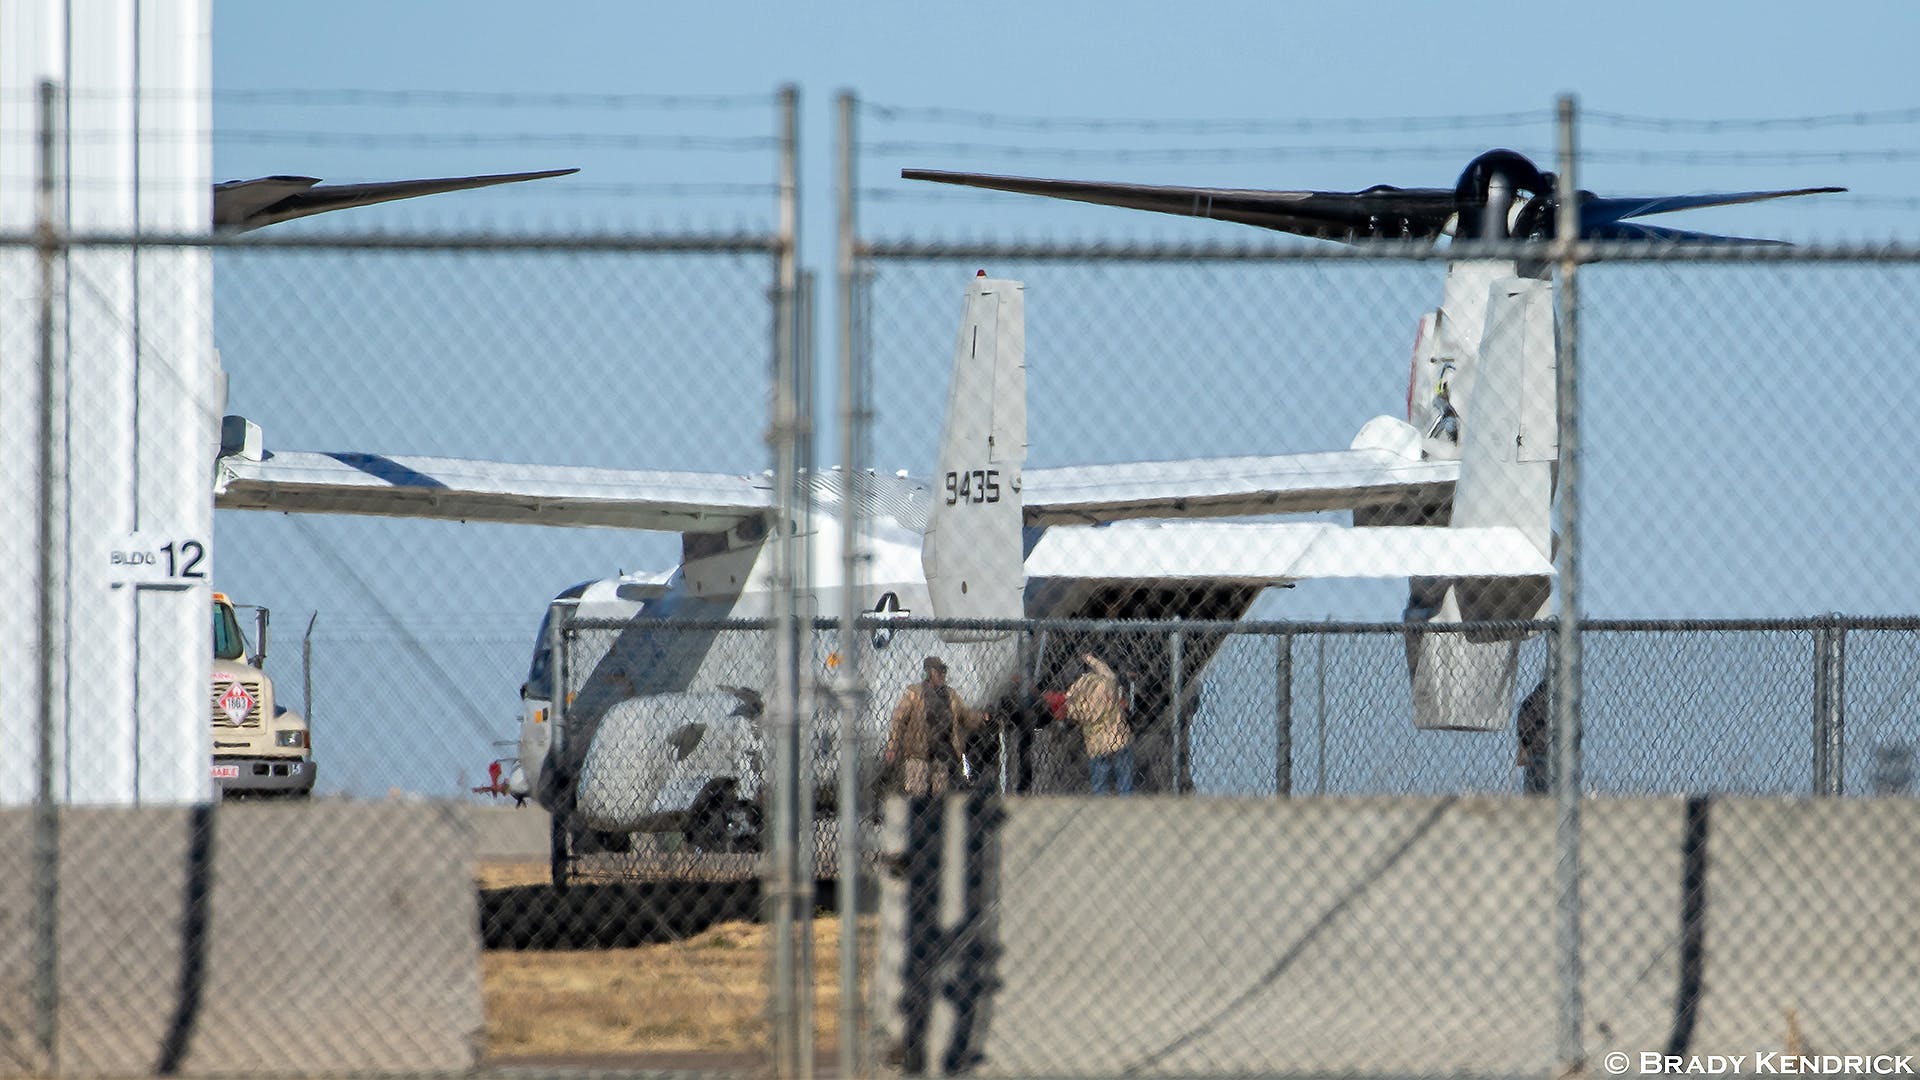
837 93 1920 1080
3 75 809 1078
8 72 1920 1080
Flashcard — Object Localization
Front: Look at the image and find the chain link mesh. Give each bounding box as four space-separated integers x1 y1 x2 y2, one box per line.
8 79 1920 1080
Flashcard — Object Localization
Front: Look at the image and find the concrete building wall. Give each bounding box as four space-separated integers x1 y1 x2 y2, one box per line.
0 0 216 807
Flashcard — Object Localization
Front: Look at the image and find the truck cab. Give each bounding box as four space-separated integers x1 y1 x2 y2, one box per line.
212 592 315 798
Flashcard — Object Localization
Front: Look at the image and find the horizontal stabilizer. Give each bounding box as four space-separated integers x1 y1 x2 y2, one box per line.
215 446 767 531
1023 436 1455 526
1024 521 1554 584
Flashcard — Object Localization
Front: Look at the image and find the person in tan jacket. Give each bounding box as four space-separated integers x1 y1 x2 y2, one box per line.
885 656 982 796
1066 652 1132 795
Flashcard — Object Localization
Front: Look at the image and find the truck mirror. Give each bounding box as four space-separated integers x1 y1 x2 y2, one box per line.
254 607 271 665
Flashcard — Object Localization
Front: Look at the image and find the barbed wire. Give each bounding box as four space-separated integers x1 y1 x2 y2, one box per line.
859 101 1552 134
0 87 778 110
0 175 779 199
863 100 1920 135
865 140 1558 164
865 139 1920 167
210 130 776 151
1587 106 1920 131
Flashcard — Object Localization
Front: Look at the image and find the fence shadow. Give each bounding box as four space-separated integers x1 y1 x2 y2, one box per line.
479 876 845 950
480 881 761 949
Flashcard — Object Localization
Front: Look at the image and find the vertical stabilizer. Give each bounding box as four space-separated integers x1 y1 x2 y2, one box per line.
922 276 1027 640
1451 275 1556 619
1408 275 1557 731
1409 259 1515 460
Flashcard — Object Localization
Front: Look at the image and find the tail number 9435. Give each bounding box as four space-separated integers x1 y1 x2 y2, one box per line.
944 468 1002 505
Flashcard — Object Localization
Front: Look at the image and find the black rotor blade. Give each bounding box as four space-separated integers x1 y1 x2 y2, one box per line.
1578 219 1789 246
902 169 1459 242
1582 186 1846 226
214 168 579 232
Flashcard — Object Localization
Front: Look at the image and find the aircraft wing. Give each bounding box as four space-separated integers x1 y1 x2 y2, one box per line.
1022 446 1457 527
214 449 770 532
1025 521 1553 583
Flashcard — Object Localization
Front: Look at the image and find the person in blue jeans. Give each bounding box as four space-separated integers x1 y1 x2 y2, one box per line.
1065 653 1132 795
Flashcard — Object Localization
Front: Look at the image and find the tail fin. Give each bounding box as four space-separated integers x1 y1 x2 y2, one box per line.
921 276 1027 640
1450 275 1555 620
1408 274 1557 730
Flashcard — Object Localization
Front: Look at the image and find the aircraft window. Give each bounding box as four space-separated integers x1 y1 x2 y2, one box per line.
526 647 553 699
526 608 555 696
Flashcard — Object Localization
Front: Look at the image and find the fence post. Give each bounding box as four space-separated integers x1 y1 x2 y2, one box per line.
546 602 570 761
1275 632 1293 798
1813 617 1847 797
1314 631 1328 794
1168 623 1185 794
33 76 63 1080
303 613 318 733
832 86 873 1080
1550 93 1588 1079
766 80 810 1080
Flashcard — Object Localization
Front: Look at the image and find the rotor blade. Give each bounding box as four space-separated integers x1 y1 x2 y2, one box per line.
1579 219 1790 246
213 168 579 231
902 169 1459 241
1582 186 1845 225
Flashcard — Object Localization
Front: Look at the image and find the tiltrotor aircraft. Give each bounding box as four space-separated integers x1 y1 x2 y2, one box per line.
212 149 1839 878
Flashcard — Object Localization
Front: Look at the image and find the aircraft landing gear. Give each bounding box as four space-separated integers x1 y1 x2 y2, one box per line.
542 763 575 893
548 804 570 893
684 779 763 854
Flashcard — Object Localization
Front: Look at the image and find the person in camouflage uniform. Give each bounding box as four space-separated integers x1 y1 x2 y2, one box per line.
1066 652 1132 795
886 655 983 796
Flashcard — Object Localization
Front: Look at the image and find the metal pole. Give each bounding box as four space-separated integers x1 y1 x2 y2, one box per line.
545 602 573 892
33 78 64 1079
832 88 870 1080
768 81 804 1080
1275 632 1293 797
1167 626 1185 794
303 613 318 731
1550 93 1587 1078
1314 631 1327 794
1813 622 1832 796
1813 618 1847 797
795 266 819 1078
546 602 570 762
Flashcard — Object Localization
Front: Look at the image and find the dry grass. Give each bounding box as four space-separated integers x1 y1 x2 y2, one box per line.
476 859 556 890
483 914 861 1059
476 864 868 1059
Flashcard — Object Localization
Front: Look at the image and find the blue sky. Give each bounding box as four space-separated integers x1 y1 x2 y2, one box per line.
204 1 1920 795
